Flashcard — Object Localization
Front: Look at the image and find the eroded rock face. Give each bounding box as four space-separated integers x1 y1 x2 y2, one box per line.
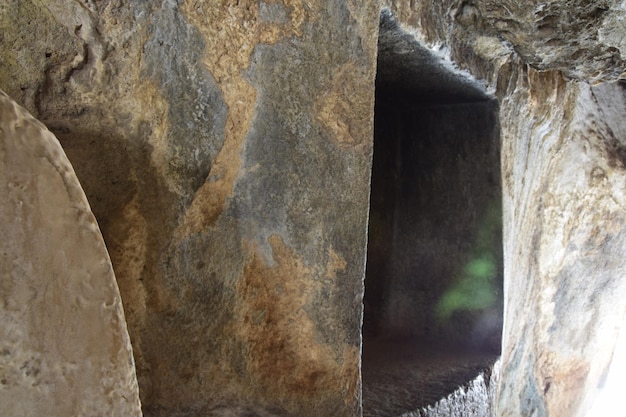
2 1 626 416
467 0 626 82
385 0 626 83
1 1 379 415
498 71 626 417
0 90 141 416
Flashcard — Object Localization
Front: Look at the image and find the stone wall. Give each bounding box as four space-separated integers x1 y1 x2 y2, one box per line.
1 1 379 416
498 69 626 417
2 1 626 416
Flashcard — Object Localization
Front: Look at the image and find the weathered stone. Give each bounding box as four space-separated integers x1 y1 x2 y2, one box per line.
2 1 626 416
362 340 498 416
497 71 626 417
406 363 499 417
1 1 379 415
383 0 626 83
0 90 141 416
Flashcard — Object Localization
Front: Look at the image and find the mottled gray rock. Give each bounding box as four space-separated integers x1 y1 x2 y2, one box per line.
0 90 141 416
384 0 626 83
1 1 379 416
497 70 626 417
2 1 626 417
470 0 626 82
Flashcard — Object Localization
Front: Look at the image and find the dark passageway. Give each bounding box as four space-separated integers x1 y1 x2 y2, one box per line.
362 11 503 417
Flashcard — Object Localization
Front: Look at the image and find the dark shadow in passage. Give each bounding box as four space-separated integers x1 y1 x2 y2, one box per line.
362 10 503 417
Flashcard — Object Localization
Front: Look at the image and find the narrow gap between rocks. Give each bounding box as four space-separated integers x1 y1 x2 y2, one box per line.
362 10 503 417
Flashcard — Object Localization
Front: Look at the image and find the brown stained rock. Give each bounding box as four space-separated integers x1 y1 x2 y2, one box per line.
172 74 256 237
0 90 141 416
2 2 226 411
237 235 359 411
176 0 315 238
537 352 591 417
315 61 374 149
0 1 372 415
0 1 83 114
6 1 626 417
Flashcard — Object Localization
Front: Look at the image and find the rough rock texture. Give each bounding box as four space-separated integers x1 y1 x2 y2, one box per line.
409 363 499 417
385 0 626 83
383 1 626 417
498 69 626 417
362 339 498 416
2 1 626 417
1 1 378 416
0 90 141 416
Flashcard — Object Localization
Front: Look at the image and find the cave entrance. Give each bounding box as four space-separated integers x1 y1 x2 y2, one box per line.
362 11 504 417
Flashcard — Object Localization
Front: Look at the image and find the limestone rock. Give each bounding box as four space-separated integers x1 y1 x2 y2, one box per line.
2 1 378 415
497 70 626 417
0 90 141 416
384 0 626 83
2 1 626 417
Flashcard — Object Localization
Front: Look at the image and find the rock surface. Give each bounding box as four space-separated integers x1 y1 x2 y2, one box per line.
0 90 141 416
402 362 499 417
2 1 626 417
383 2 626 417
385 0 626 83
362 339 498 416
1 1 378 415
497 70 626 417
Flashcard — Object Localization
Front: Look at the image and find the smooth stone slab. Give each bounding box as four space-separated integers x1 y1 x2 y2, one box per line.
0 90 142 417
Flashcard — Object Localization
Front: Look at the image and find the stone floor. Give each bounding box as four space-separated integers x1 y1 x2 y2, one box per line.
361 338 498 417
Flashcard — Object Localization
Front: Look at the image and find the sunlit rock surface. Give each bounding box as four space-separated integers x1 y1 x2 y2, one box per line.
498 71 626 417
0 90 141 417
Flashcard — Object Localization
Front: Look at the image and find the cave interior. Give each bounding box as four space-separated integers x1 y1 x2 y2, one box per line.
362 11 504 416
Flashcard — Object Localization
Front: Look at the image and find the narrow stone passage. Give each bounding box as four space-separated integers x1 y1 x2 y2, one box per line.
362 339 497 417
